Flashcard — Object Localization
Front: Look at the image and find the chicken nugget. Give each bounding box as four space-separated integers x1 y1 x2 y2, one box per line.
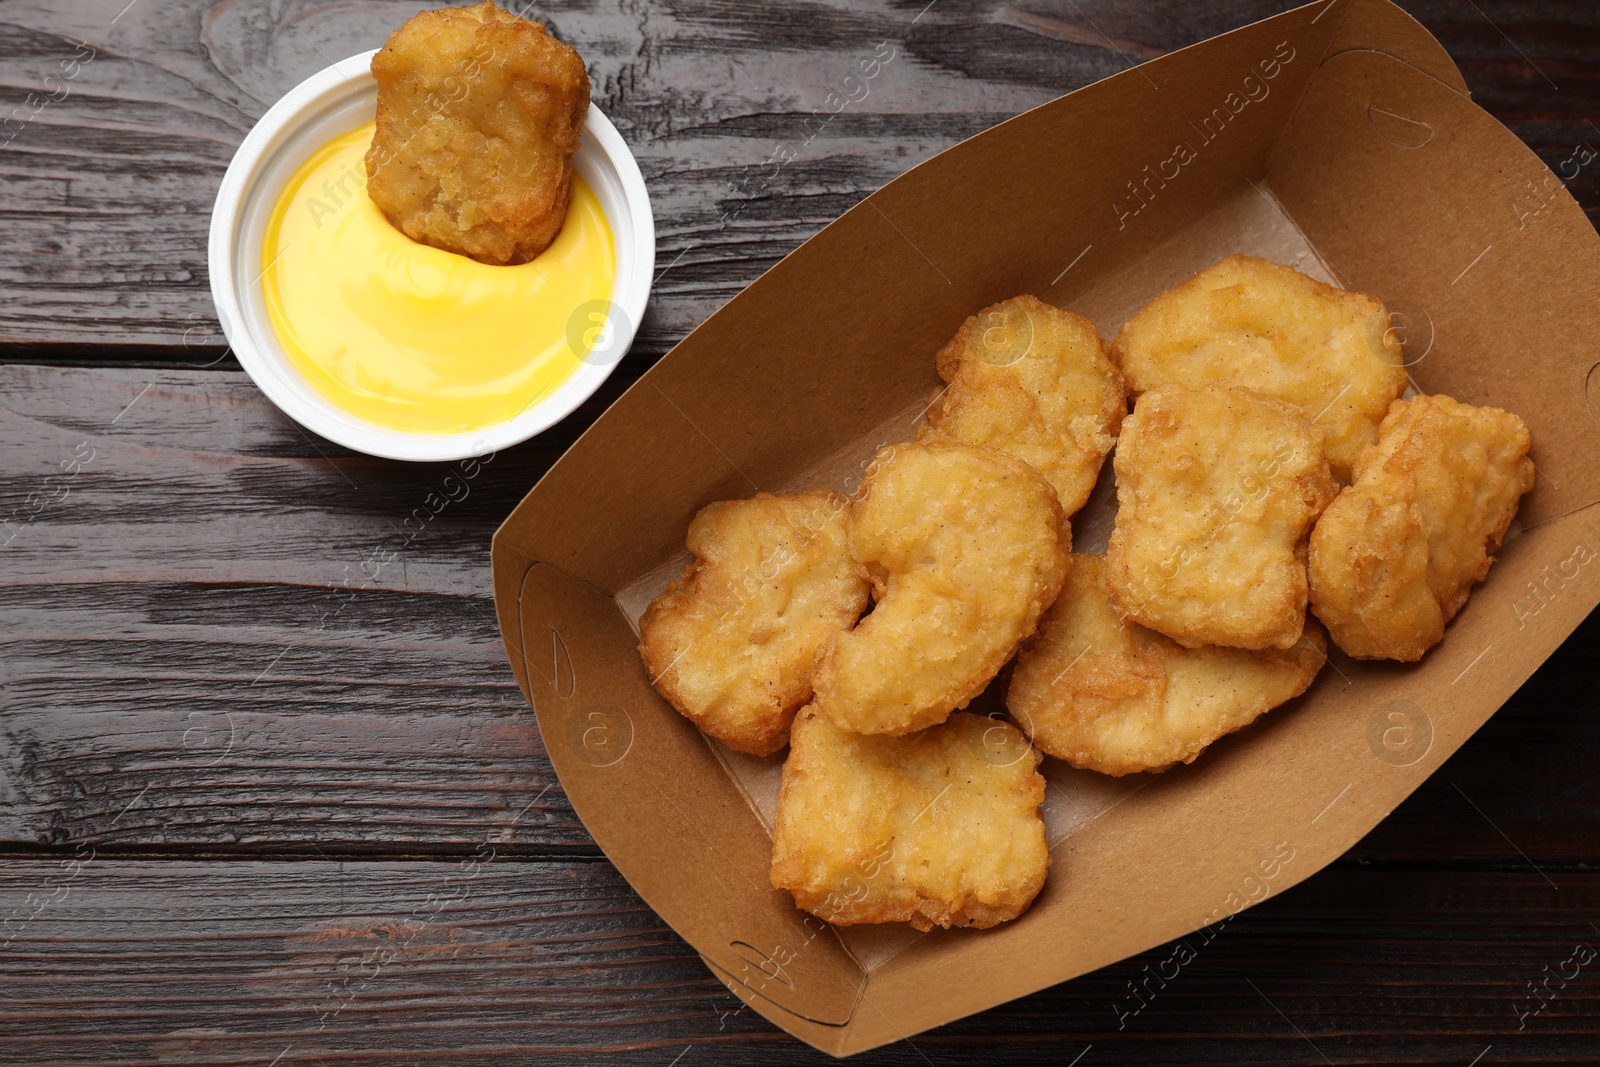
1309 394 1534 661
812 443 1070 736
1112 255 1407 482
366 1 590 265
638 490 871 756
917 295 1126 516
1009 555 1327 775
1106 385 1337 651
771 707 1048 931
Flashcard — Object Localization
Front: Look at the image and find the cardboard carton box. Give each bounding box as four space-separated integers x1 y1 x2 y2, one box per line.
492 0 1600 1054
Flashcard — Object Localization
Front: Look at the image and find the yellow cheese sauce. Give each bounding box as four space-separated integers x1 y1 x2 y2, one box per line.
260 124 615 434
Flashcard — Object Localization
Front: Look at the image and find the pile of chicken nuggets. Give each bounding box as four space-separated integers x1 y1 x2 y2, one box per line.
639 253 1536 933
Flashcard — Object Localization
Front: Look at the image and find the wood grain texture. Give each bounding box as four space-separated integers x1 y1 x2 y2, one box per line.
2 0 1597 354
1 860 1597 1065
0 365 593 848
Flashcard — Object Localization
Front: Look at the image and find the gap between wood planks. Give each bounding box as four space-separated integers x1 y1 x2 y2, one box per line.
0 840 1596 878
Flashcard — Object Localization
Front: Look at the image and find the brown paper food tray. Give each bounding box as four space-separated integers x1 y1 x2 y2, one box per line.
491 0 1600 1055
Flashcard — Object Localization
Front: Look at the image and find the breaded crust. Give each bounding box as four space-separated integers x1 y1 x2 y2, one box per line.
638 490 871 756
366 1 590 265
1106 384 1337 651
771 707 1049 931
1009 555 1326 775
917 295 1126 517
1112 255 1407 482
1309 394 1535 661
812 442 1070 736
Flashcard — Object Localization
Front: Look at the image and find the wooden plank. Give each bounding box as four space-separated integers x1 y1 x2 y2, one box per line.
0 859 1596 1063
3 363 1597 863
0 0 1052 352
0 364 591 848
1 0 1596 351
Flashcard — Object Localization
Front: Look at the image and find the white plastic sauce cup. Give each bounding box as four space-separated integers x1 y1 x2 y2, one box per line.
208 49 655 462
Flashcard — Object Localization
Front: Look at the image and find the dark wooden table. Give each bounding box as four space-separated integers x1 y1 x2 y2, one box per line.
2 1 1597 1062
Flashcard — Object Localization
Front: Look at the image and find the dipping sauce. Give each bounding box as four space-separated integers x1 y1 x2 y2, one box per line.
260 123 615 434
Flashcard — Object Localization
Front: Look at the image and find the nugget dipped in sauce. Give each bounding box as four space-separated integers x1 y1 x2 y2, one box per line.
366 1 590 265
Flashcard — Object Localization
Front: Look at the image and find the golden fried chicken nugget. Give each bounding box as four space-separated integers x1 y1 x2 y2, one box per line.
917 295 1126 516
1309 394 1535 661
638 490 871 756
1106 385 1337 651
811 443 1069 736
771 707 1048 931
1112 255 1407 482
1009 555 1327 775
366 1 590 265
